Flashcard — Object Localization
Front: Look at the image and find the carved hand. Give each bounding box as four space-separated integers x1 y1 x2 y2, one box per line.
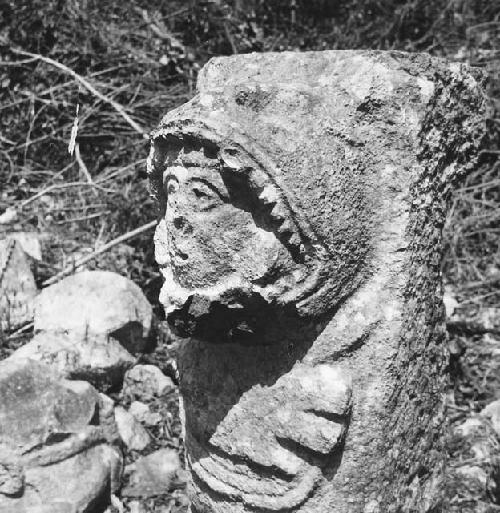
192 363 352 511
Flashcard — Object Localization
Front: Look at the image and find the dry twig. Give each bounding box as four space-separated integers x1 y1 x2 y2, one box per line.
42 220 157 286
74 143 93 184
11 48 148 138
20 182 110 208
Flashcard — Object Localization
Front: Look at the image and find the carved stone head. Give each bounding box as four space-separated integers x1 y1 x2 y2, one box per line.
148 51 485 512
148 51 412 343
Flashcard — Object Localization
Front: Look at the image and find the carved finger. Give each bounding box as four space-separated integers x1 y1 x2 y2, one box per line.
279 363 352 413
275 408 347 455
192 453 321 512
211 424 304 476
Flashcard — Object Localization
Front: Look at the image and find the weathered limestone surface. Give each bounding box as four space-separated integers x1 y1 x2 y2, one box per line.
7 331 136 391
35 270 153 354
148 50 486 512
0 358 122 512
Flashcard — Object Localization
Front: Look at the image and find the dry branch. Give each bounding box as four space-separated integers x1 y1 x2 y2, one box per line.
20 182 109 208
74 143 93 184
42 220 157 287
11 48 148 138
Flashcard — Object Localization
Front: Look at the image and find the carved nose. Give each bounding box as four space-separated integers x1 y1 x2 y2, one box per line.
173 216 193 234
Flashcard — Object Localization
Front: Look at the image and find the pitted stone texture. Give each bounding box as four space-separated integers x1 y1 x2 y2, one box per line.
34 270 153 354
0 238 37 331
149 50 486 512
7 331 136 392
0 359 122 513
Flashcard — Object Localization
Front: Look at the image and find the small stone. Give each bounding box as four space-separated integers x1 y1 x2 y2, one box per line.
128 500 147 513
7 232 42 261
129 400 149 420
35 270 153 354
7 331 136 392
0 207 17 225
123 365 175 401
480 399 500 437
122 449 184 498
129 401 162 426
114 406 151 451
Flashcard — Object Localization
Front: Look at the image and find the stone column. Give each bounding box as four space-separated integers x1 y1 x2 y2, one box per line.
148 51 486 512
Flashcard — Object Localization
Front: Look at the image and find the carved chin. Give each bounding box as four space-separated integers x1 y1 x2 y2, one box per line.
159 266 306 343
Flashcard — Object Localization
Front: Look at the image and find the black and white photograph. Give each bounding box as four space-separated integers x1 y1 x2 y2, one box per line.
0 1 499 512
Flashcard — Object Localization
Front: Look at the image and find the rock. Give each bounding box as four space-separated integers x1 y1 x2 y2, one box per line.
6 232 42 262
129 401 162 426
122 449 184 498
0 358 122 512
114 406 151 451
122 365 175 401
0 238 37 330
15 444 122 513
0 358 99 450
481 399 500 436
34 270 153 354
0 207 18 225
128 500 147 513
7 331 136 392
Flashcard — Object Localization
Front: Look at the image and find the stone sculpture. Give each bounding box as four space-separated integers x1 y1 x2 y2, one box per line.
148 51 486 512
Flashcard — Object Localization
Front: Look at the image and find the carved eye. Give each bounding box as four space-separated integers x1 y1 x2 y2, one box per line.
191 181 225 211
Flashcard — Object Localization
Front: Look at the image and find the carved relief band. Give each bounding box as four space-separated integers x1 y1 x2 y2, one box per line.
148 51 486 512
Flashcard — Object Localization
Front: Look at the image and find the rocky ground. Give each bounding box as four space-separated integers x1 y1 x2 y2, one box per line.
0 239 190 512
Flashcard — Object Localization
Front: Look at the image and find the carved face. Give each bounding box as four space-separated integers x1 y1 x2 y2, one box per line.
152 135 312 338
